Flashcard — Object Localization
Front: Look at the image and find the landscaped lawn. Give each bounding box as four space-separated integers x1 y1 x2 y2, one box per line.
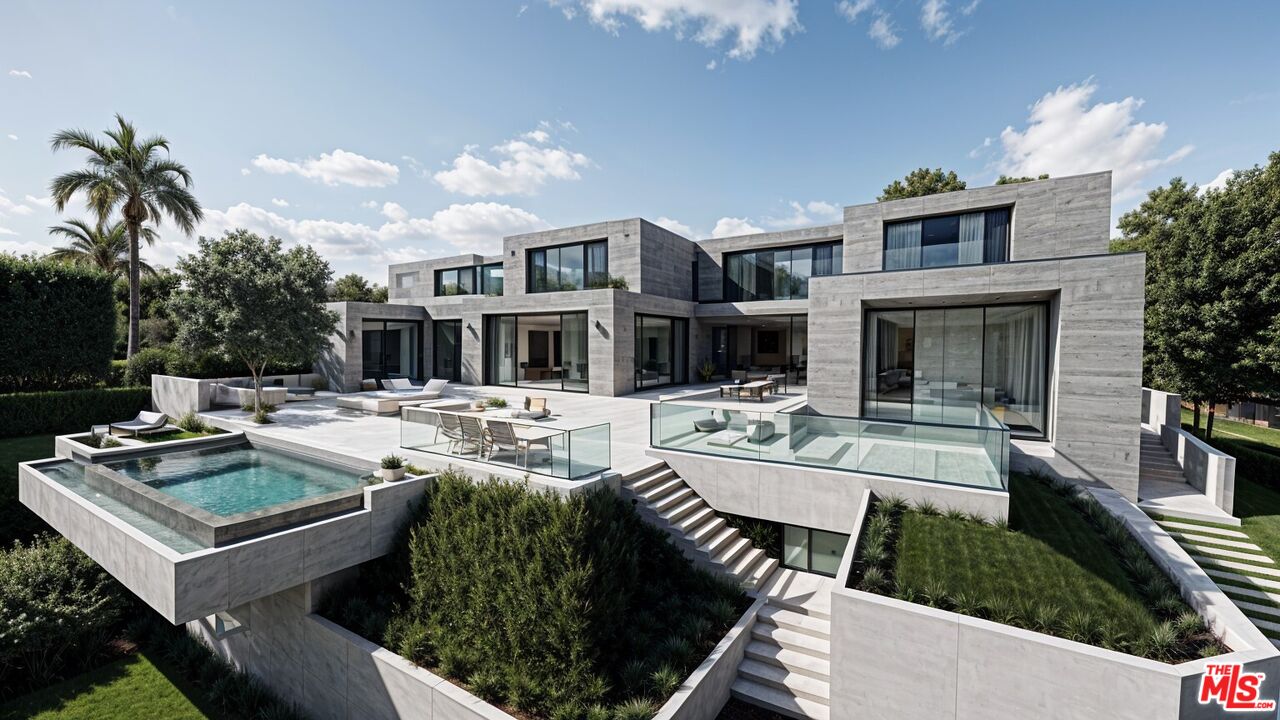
0 433 55 545
0 652 219 720
1181 408 1280 453
136 428 226 443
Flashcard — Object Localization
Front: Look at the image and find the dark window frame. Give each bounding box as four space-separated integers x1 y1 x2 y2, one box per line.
435 263 505 297
779 522 850 578
634 313 689 390
881 205 1012 271
527 239 610 293
720 240 843 302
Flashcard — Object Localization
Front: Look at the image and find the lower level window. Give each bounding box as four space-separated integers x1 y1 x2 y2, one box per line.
782 524 849 577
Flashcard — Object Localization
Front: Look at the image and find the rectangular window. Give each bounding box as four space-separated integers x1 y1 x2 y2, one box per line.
862 303 1048 437
528 239 610 292
722 241 841 302
883 207 1011 270
480 263 504 296
781 524 849 577
435 264 500 296
635 314 688 390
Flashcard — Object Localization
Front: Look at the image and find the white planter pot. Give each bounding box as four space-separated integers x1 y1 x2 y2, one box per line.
376 466 407 482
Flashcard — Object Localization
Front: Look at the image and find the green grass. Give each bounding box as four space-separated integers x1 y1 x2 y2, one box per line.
135 429 225 444
0 433 55 545
0 652 221 720
894 476 1160 628
1181 407 1280 454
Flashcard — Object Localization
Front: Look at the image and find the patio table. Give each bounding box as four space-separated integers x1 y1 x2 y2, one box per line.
512 425 562 466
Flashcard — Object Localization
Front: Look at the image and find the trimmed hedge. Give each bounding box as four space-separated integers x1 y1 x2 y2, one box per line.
0 387 150 438
0 256 115 392
1209 436 1280 492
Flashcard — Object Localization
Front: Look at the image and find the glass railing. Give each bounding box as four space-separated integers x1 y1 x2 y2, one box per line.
650 401 1009 491
401 406 610 480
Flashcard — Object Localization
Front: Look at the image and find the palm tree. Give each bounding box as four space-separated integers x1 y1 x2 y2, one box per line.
50 115 202 358
45 219 157 279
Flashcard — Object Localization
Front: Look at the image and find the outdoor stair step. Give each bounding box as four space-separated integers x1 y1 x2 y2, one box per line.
652 486 695 513
759 605 832 639
661 496 706 525
744 640 831 681
1156 520 1248 538
752 624 831 660
1141 468 1188 480
639 478 686 503
747 556 780 590
714 536 754 569
731 547 769 579
1193 556 1280 577
699 525 739 555
1167 532 1263 552
626 468 675 494
731 678 829 720
1205 569 1280 592
1230 599 1280 622
737 659 830 703
1249 616 1280 634
1218 583 1280 606
675 505 717 533
1186 544 1275 564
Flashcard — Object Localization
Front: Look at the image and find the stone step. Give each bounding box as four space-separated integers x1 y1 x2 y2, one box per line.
1168 531 1262 552
731 678 829 720
652 486 694 513
746 556 780 590
1156 520 1248 538
752 624 831 660
744 640 831 681
626 468 675 494
1250 616 1280 634
1231 599 1280 622
1143 504 1243 527
1218 583 1280 606
1206 569 1280 592
638 477 685 503
675 505 717 534
1194 556 1280 578
738 659 830 703
700 525 739 555
660 495 705 524
714 536 753 569
759 605 832 639
1186 544 1274 565
732 547 768 579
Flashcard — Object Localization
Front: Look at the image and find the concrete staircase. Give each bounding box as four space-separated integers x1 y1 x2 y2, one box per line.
731 599 831 720
1137 430 1238 525
621 464 779 590
1140 432 1187 485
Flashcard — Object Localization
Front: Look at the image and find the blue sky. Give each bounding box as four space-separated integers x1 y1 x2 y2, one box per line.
1 0 1277 281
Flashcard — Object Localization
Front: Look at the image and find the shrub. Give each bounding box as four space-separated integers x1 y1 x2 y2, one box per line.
252 408 273 424
649 664 682 697
723 514 781 559
123 346 176 386
0 386 150 438
176 411 211 434
0 536 129 692
0 256 115 392
613 698 654 720
381 455 405 470
483 397 508 409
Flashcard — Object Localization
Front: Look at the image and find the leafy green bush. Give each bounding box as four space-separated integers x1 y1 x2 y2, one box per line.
0 536 130 692
323 470 745 718
175 411 211 434
0 256 116 392
723 513 780 559
123 347 177 386
0 387 150 438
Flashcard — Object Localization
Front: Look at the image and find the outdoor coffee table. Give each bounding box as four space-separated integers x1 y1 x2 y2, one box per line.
719 380 772 401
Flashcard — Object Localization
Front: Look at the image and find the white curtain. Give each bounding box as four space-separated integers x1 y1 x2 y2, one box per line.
885 220 921 270
958 212 984 265
986 305 1045 431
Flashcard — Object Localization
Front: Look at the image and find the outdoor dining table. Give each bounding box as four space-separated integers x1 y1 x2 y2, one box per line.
512 425 562 466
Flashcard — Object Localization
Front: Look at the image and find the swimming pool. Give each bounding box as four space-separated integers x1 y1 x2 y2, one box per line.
103 444 368 517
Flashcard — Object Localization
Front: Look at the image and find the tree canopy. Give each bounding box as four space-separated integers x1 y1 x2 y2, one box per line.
330 272 388 303
879 168 967 201
171 230 338 415
1117 157 1280 437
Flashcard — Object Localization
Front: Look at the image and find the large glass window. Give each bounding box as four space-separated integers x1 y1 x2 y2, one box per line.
433 320 462 382
528 240 608 292
862 304 1048 436
635 314 688 390
883 207 1011 270
484 313 590 393
437 263 503 297
480 263 504 296
782 524 849 577
722 241 842 302
361 320 422 381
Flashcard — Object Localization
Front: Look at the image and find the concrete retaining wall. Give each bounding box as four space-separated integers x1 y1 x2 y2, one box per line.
654 596 766 720
1144 387 1183 431
1160 424 1237 515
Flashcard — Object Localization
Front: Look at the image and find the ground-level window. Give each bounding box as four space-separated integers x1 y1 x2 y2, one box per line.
433 319 462 382
635 314 688 390
862 303 1047 437
782 524 849 577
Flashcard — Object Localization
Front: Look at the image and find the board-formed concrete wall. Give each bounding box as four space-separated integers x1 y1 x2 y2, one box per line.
806 252 1145 500
322 301 429 393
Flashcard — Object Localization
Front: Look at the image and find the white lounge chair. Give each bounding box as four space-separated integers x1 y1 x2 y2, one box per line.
109 411 170 438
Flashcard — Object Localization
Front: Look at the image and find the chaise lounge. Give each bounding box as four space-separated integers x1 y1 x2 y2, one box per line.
109 411 171 438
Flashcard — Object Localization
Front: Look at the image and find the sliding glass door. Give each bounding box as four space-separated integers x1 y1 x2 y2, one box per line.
635 314 688 390
484 312 590 392
561 312 589 392
433 320 462 382
484 315 517 386
361 319 422 381
863 304 1048 436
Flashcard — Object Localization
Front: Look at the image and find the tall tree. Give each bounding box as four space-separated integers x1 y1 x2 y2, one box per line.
49 115 202 358
45 219 156 279
879 167 967 201
329 272 388 303
171 230 338 417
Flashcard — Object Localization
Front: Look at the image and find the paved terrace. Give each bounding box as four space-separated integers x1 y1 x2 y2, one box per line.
201 383 809 482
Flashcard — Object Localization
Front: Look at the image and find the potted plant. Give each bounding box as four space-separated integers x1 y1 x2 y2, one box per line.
697 359 717 383
377 454 406 481
484 397 508 409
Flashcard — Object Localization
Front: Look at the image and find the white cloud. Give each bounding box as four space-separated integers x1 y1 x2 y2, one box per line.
434 127 591 196
24 195 53 208
270 198 290 207
400 155 429 178
764 200 842 228
968 136 993 159
995 79 1194 201
711 217 765 238
867 11 900 48
836 0 873 22
654 216 696 238
549 0 801 60
920 0 963 44
1202 168 1233 194
5 134 15 141
0 195 33 217
361 200 380 209
705 59 717 70
251 148 400 188
960 0 979 15
240 168 251 176
0 228 17 237
8 70 31 79
197 201 549 270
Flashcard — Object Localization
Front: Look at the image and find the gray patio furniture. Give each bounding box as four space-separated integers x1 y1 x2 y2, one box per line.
438 412 469 453
483 420 527 465
458 415 486 456
109 411 170 437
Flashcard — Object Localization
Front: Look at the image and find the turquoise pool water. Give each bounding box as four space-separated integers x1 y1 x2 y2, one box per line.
40 462 206 552
103 445 367 517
